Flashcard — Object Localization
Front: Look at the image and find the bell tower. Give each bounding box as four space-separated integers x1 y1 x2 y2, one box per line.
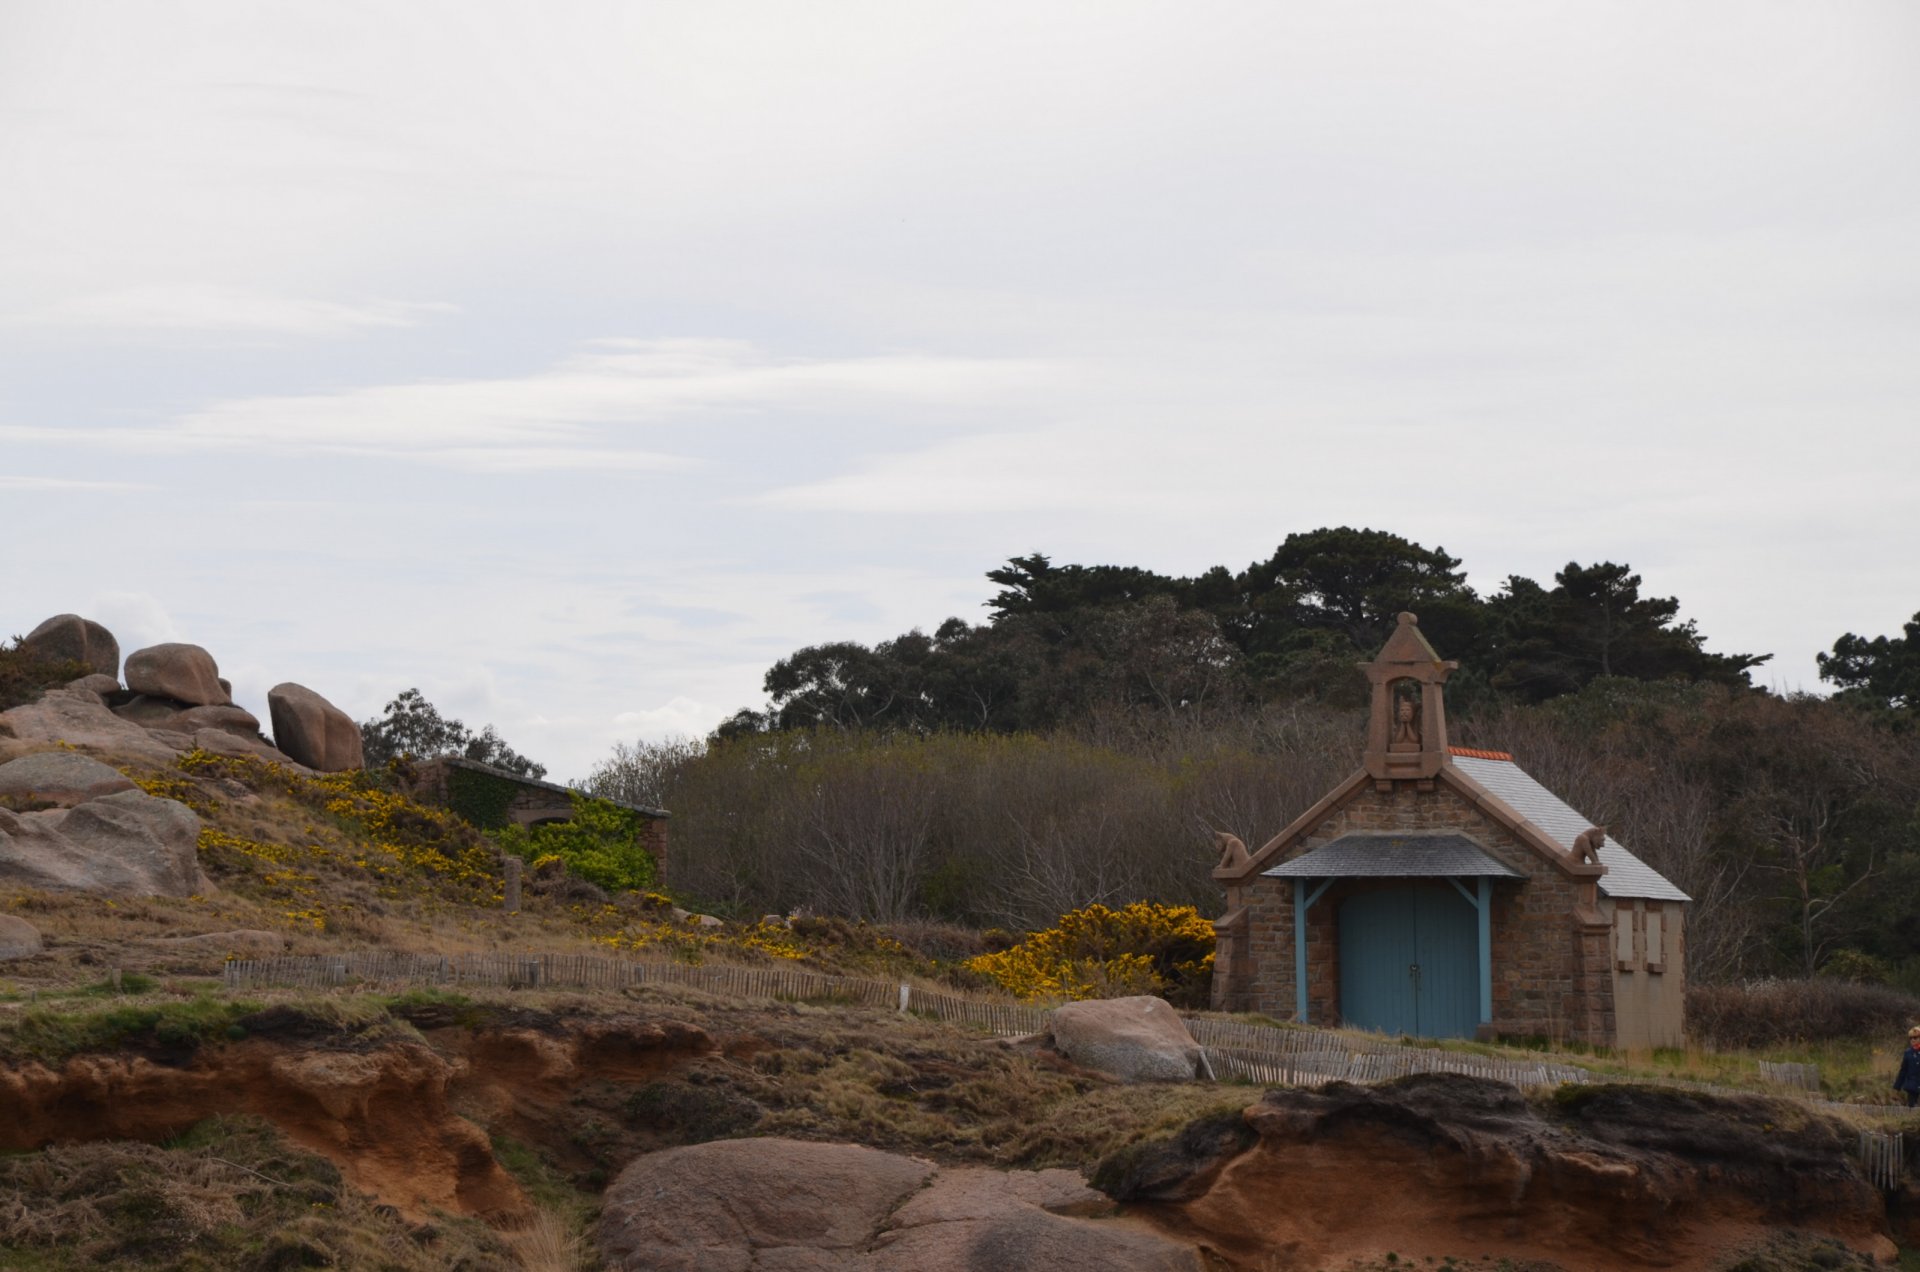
1362 612 1459 785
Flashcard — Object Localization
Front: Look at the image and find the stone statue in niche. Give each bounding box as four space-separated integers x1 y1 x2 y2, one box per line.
1389 685 1423 750
1572 826 1606 865
1214 831 1250 871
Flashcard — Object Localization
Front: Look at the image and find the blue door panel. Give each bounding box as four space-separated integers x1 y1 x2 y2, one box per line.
1337 886 1480 1040
1414 888 1480 1040
1338 892 1416 1035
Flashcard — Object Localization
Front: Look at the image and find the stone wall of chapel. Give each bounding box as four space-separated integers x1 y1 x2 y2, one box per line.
1223 779 1615 1046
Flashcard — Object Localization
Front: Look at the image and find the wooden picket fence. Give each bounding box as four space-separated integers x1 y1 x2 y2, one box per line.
1180 1014 1590 1089
1757 1059 1821 1092
1859 1131 1905 1191
224 949 1600 1093
221 950 899 1008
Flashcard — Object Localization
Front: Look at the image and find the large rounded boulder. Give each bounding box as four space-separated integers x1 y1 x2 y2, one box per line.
20 614 120 679
267 683 363 771
124 643 229 707
0 789 205 897
1048 996 1213 1083
597 1137 1201 1272
0 752 137 808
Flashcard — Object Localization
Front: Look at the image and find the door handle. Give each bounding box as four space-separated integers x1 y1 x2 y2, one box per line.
1408 963 1421 990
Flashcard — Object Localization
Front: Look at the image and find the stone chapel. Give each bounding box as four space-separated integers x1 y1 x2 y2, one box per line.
1209 612 1687 1049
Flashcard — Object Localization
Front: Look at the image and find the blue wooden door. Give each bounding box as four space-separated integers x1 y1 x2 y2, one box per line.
1338 887 1479 1039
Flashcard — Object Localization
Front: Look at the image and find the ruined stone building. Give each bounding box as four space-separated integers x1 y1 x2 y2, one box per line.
1209 613 1686 1049
409 755 670 877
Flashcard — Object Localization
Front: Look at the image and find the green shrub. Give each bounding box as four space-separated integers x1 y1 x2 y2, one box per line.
0 639 90 711
493 791 658 893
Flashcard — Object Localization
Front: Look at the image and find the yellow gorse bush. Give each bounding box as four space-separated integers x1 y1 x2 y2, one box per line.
965 901 1215 1005
179 750 504 930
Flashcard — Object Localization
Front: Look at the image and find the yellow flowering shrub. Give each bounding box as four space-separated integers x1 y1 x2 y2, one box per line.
132 773 203 809
178 750 504 930
965 901 1215 1006
565 902 811 964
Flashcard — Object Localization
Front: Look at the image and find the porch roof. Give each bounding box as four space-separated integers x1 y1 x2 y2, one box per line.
1262 833 1525 880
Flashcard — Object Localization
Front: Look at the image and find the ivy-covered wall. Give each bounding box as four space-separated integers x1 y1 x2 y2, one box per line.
444 764 522 829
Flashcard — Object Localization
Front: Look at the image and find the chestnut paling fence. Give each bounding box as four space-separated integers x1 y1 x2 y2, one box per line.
219 949 1902 1186
1860 1131 1904 1192
219 950 1626 1091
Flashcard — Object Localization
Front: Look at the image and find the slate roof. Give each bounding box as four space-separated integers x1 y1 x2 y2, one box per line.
1449 754 1687 902
1263 833 1524 880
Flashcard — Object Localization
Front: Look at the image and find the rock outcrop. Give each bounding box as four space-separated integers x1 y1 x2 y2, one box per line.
1 685 306 775
0 912 42 960
0 691 183 767
21 614 120 678
0 788 205 897
8 616 359 779
0 752 137 807
1114 1074 1895 1270
64 673 123 703
267 683 364 772
597 1137 1201 1272
116 700 262 741
124 643 230 707
1 1038 526 1223
1048 996 1213 1082
0 1014 721 1223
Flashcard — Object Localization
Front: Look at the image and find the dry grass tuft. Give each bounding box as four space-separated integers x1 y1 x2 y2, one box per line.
506 1208 585 1272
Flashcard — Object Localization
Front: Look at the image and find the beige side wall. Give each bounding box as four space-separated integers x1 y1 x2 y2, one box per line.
1602 897 1687 1050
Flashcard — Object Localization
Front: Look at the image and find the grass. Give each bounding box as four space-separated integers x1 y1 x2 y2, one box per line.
490 1134 594 1272
1 995 263 1063
0 988 477 1064
0 1115 520 1270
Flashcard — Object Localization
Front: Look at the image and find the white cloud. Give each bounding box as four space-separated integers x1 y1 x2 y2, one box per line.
0 475 152 491
0 339 1054 475
169 340 1048 450
612 697 715 738
34 285 455 337
84 592 182 655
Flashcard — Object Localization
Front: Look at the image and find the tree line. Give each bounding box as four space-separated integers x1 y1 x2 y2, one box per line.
590 682 1920 987
355 526 1920 988
716 527 1771 736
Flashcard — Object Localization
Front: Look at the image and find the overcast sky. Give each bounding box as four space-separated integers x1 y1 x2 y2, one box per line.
4 1 1917 781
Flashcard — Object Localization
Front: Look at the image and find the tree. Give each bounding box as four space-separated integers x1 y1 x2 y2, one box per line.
1819 611 1920 717
359 688 546 778
761 640 918 732
1486 563 1768 702
985 554 1184 620
585 737 702 809
1720 696 1899 977
1234 527 1480 657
